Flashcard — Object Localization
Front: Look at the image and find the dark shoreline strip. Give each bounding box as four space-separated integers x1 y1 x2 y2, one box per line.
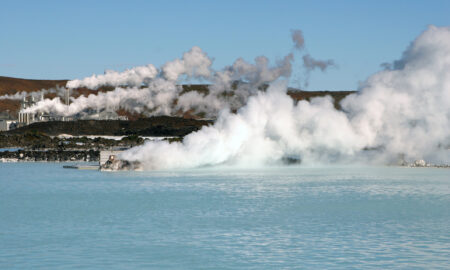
0 150 99 162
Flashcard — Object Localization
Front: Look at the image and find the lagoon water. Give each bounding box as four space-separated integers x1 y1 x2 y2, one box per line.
0 163 449 269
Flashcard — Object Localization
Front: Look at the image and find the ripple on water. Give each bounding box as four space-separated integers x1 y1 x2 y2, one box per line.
0 164 449 269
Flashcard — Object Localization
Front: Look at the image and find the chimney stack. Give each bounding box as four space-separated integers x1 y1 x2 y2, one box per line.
65 88 70 105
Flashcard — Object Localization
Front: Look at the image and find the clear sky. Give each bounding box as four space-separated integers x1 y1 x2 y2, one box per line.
0 0 449 90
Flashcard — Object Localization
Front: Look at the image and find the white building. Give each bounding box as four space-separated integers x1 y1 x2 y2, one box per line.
99 150 124 166
17 92 128 125
0 119 17 131
17 95 69 126
18 96 38 125
0 111 17 131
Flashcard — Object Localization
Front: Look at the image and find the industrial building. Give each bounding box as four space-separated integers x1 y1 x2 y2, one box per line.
18 95 39 125
0 111 17 131
3 90 129 131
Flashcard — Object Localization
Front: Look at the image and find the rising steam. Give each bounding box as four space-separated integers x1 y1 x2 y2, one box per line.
20 26 450 169
66 64 158 89
302 54 335 72
23 28 334 118
291 29 305 50
0 86 67 100
120 26 450 169
23 46 296 117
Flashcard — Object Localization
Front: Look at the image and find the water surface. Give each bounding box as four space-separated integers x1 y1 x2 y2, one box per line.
0 163 449 269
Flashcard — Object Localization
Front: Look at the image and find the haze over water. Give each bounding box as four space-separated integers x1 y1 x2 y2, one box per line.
1 163 449 269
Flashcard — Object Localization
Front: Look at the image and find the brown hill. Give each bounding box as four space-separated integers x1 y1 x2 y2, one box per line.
0 76 112 116
0 76 67 116
0 76 356 116
0 76 68 95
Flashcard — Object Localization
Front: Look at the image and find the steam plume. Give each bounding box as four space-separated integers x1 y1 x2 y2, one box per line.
20 26 450 169
24 48 294 117
290 29 336 88
0 91 30 100
302 54 335 72
23 29 332 118
66 64 158 89
120 26 450 169
291 29 305 50
0 86 67 100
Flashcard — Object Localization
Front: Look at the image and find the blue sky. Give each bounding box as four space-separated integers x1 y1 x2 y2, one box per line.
0 0 449 90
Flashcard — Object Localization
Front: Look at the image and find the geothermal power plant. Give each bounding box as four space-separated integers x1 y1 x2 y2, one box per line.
1 26 449 170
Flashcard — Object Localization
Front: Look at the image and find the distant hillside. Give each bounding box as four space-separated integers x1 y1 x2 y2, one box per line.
0 76 356 116
0 76 68 95
0 76 109 116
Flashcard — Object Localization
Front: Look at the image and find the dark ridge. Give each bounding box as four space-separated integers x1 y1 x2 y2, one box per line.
5 116 212 137
0 149 99 162
287 90 356 109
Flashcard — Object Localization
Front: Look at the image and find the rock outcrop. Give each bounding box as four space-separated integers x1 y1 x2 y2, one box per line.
0 149 99 162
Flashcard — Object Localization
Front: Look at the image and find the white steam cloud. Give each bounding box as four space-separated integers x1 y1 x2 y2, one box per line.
24 46 295 117
0 91 30 100
20 26 450 169
0 86 67 100
23 29 332 118
120 25 450 169
66 64 158 89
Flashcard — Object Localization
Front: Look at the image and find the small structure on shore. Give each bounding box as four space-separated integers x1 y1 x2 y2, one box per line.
99 149 140 171
0 111 17 131
100 150 124 166
399 158 450 168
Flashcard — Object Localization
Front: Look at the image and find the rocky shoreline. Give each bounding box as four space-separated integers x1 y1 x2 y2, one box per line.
0 132 146 150
400 159 450 168
2 150 449 169
1 133 448 169
0 149 99 162
6 117 212 137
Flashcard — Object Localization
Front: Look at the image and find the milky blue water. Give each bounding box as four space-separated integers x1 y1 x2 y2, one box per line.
0 163 449 269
